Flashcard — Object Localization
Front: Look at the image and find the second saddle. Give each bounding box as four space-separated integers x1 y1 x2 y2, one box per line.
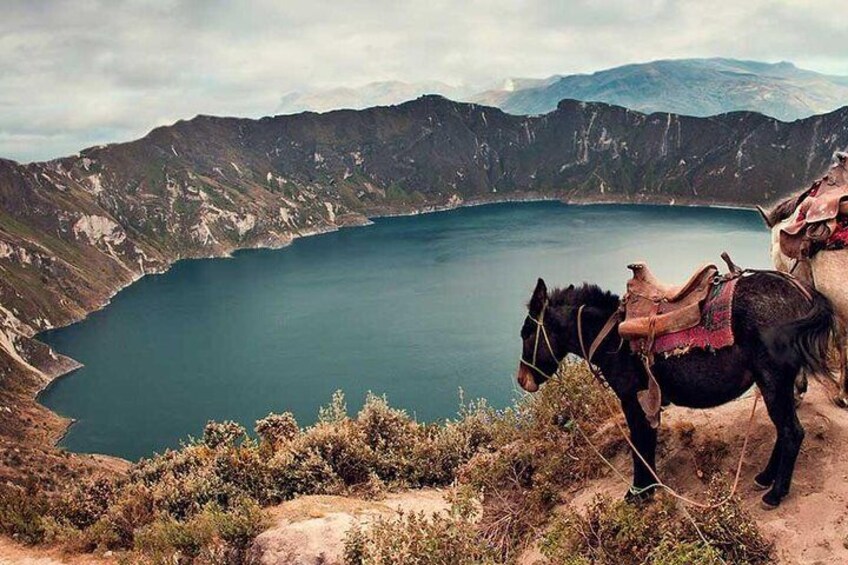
779 152 848 261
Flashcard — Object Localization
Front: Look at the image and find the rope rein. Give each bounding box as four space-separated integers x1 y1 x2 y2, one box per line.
521 300 760 511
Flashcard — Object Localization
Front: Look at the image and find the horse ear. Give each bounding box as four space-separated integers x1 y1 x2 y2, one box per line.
756 205 775 228
529 278 547 315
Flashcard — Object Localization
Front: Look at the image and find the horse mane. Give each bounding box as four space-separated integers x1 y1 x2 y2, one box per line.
548 283 620 311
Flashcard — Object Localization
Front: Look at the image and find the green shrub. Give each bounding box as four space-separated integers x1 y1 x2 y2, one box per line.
54 477 116 530
343 504 497 565
133 498 266 562
203 420 248 449
135 516 211 559
0 484 46 544
689 481 774 564
208 497 269 554
255 412 299 448
353 392 420 482
99 483 155 548
649 539 723 565
266 446 341 500
210 442 271 504
457 361 619 559
293 422 374 486
539 492 773 565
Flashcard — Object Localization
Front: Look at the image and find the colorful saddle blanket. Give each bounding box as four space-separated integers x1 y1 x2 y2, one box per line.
630 276 739 357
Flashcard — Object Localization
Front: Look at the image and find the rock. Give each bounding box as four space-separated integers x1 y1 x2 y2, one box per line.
251 490 450 565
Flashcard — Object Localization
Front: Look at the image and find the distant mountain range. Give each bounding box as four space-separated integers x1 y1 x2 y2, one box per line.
277 59 848 122
276 81 480 115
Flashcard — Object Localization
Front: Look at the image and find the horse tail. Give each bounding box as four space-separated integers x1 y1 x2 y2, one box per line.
764 289 835 375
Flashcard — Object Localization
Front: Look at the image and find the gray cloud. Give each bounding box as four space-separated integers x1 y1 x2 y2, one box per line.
1 0 846 162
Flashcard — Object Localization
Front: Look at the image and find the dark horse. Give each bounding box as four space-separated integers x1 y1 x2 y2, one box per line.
517 273 833 508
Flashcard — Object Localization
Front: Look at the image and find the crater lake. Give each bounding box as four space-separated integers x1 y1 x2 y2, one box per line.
38 202 770 460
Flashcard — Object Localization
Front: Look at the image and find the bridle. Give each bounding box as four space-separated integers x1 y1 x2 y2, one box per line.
519 301 622 385
519 300 561 380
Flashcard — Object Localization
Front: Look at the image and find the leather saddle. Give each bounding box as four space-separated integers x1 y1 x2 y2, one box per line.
779 154 848 261
618 262 718 342
616 260 724 429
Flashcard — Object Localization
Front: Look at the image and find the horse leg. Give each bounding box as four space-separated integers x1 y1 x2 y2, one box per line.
754 441 781 490
759 372 805 508
621 396 658 501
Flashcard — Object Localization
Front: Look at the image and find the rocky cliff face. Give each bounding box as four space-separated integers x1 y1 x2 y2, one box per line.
1 96 847 419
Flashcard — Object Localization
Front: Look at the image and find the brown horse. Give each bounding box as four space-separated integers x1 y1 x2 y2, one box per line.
517 275 832 507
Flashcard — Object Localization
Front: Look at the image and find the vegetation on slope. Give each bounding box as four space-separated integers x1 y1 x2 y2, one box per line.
0 362 773 563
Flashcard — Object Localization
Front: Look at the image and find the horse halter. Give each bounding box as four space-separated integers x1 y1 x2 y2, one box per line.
520 301 623 385
519 300 562 381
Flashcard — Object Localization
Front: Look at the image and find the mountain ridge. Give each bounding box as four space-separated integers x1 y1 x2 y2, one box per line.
0 96 847 481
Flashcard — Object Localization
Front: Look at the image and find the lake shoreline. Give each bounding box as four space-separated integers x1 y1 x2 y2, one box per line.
33 194 765 462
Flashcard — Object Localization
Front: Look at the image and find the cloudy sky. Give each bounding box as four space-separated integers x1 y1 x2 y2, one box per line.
2 0 846 162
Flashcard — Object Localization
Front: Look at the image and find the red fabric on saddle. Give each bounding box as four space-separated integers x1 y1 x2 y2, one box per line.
632 276 739 356
826 216 848 249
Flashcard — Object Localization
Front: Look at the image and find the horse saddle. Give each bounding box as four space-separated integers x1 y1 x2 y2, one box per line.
779 154 848 260
618 262 718 342
618 261 721 428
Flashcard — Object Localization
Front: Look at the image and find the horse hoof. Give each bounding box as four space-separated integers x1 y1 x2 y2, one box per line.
760 492 781 510
624 487 655 504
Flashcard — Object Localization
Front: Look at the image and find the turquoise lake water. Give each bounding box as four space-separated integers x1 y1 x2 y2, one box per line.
38 202 770 461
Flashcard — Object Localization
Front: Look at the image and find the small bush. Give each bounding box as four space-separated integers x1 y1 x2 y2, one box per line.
539 491 773 565
354 393 420 482
134 498 267 562
0 484 46 544
319 390 349 424
266 446 341 500
54 477 116 530
294 422 374 486
649 539 723 565
255 412 299 448
343 505 497 565
458 361 619 559
203 420 247 449
209 497 269 554
134 514 214 560
691 481 774 564
98 483 155 548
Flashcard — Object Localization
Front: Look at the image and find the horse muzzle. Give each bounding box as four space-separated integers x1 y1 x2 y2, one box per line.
517 364 539 393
